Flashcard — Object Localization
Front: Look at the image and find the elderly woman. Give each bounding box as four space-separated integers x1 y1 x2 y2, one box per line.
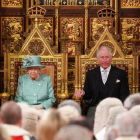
15 55 56 110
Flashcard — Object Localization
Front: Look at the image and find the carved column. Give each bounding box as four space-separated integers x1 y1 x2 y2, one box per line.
73 39 83 92
55 1 59 49
26 0 29 32
72 39 83 106
58 37 70 102
129 32 140 93
84 0 89 50
130 42 139 93
115 0 118 34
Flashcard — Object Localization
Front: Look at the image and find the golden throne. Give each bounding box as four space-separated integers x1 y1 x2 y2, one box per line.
0 1 67 105
73 4 139 106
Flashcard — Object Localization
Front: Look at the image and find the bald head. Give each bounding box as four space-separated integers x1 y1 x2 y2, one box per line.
0 101 21 125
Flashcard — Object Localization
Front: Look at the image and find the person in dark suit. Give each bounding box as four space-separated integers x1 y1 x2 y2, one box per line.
74 46 129 126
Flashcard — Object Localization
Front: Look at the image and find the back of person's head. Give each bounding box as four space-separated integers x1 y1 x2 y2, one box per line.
105 126 117 140
124 93 140 110
57 105 80 124
106 106 127 130
0 124 11 140
58 100 81 114
94 98 123 135
37 108 66 140
0 101 21 125
68 116 92 131
53 125 92 140
115 112 140 136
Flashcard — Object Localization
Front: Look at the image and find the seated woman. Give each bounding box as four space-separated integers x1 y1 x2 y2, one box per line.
15 55 56 110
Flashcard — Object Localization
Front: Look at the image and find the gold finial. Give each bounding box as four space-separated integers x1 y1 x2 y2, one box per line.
35 0 41 6
103 0 108 7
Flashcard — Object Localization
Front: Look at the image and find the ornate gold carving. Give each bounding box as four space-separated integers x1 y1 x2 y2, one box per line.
33 32 39 38
115 0 118 34
90 18 103 41
55 8 59 48
31 0 112 6
0 92 10 105
1 17 24 53
2 0 23 8
28 0 46 18
121 18 140 55
121 0 140 8
99 42 115 55
28 39 44 55
85 1 88 50
38 17 53 40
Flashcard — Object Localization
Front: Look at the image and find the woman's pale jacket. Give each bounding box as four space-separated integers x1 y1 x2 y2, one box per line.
15 74 56 109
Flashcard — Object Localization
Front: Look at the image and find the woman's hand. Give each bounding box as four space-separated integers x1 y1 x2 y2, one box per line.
32 104 44 110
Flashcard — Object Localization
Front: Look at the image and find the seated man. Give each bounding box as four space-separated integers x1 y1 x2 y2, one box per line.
15 55 56 110
74 46 129 125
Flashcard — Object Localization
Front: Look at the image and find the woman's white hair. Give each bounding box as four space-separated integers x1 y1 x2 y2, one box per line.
94 97 123 135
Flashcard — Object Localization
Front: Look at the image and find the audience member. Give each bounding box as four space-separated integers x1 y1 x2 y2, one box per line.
114 112 140 140
58 99 81 114
94 97 123 137
37 108 66 140
0 101 34 140
124 93 140 110
54 125 92 140
57 105 80 124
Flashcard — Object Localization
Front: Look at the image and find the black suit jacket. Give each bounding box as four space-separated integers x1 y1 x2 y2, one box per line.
83 66 129 105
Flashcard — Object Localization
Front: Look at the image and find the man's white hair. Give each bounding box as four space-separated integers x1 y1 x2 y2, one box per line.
115 112 140 136
124 93 140 110
96 46 112 58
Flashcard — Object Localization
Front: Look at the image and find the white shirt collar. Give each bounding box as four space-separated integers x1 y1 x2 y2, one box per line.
100 65 111 72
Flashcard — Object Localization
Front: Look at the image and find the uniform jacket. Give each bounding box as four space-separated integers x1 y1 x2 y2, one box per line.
15 74 56 109
83 66 129 105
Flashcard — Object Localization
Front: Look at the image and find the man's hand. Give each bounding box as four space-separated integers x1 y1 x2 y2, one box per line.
32 104 44 110
74 90 85 97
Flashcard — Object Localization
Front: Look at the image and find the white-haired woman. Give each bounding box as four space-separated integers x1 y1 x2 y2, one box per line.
15 55 56 109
